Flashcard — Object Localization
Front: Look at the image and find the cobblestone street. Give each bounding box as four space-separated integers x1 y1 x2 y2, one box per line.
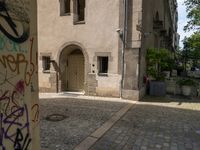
91 97 200 150
40 95 200 150
40 97 126 150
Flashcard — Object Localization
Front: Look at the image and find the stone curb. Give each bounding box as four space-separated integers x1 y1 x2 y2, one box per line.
39 93 136 104
73 102 137 150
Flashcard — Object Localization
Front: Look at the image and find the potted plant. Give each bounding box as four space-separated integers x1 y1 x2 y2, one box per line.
162 57 175 78
146 48 173 96
176 78 196 96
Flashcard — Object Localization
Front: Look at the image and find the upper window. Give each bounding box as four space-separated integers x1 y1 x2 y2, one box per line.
98 57 108 76
42 56 51 72
77 0 85 21
74 0 85 23
60 0 71 16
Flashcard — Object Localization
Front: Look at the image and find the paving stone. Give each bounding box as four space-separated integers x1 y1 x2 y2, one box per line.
155 144 162 149
140 146 148 150
163 143 170 147
91 99 200 150
40 96 200 150
40 98 126 150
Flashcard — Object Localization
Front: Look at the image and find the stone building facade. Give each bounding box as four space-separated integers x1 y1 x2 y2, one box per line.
38 0 178 100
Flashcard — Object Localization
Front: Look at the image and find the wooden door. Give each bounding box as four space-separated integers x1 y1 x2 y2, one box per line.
67 54 84 91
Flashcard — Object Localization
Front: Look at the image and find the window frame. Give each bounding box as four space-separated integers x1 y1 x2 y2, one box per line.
74 0 86 24
98 56 109 76
60 0 71 16
42 56 51 73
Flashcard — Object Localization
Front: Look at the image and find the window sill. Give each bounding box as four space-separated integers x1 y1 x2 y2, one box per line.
60 13 71 16
43 70 50 74
74 21 85 25
98 73 108 77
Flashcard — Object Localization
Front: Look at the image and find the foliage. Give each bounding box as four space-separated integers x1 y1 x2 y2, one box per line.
176 78 197 86
184 0 200 31
184 32 200 53
146 48 174 81
182 32 200 68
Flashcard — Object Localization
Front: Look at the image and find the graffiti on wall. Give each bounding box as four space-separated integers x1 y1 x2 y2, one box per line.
0 32 28 53
0 0 29 43
0 0 39 149
0 38 36 86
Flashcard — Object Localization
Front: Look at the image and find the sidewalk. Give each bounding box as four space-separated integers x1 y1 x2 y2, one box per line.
39 92 136 104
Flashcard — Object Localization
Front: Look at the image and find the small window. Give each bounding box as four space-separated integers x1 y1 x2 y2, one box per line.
42 56 51 72
98 57 108 76
60 0 71 16
77 0 85 21
74 0 85 23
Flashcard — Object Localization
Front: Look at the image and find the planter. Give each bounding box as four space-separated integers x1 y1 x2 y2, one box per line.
176 78 196 96
163 71 170 78
149 81 166 96
181 85 192 96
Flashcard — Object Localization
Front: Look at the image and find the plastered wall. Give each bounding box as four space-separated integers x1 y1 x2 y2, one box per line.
38 0 122 96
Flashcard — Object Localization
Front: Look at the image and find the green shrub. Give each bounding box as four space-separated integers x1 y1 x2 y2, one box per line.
176 78 197 86
146 48 174 81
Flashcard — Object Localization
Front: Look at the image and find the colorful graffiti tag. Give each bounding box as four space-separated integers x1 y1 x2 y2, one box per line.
0 0 39 149
0 1 30 43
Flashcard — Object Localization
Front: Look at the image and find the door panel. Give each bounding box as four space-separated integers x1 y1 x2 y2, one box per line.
68 54 84 91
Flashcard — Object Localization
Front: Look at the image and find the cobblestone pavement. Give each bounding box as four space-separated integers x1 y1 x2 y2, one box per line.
91 97 200 150
40 98 126 150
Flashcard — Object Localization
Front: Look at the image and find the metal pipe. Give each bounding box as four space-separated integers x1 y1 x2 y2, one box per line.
120 0 128 98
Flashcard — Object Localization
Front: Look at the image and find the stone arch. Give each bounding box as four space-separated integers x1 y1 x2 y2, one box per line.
57 41 90 92
57 41 89 64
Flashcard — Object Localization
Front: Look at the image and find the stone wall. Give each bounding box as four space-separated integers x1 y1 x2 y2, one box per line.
38 0 121 96
121 0 143 100
166 78 200 97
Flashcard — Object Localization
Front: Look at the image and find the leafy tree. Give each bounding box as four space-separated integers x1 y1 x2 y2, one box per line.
183 32 200 68
184 0 200 31
146 48 174 80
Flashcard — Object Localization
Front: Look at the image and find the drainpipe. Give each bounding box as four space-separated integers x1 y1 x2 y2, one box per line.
120 0 128 98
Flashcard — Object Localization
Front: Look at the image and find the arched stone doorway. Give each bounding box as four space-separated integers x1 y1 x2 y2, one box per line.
59 45 85 92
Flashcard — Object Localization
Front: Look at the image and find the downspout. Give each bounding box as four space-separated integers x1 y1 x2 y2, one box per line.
120 0 128 98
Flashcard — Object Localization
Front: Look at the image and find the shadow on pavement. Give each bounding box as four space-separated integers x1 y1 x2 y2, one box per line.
141 95 200 103
91 103 200 150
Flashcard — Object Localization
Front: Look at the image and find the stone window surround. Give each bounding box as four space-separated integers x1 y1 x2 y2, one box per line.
93 52 113 76
60 0 71 16
73 0 86 24
93 52 113 62
59 0 86 24
40 52 53 73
